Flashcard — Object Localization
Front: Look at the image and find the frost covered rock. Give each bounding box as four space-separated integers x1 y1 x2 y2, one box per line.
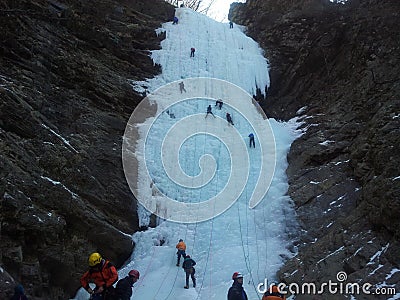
232 0 400 298
0 0 174 298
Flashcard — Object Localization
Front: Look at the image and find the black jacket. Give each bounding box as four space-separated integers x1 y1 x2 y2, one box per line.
115 276 133 300
182 257 196 271
227 281 248 300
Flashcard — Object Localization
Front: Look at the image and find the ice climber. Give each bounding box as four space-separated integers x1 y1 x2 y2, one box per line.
115 269 140 300
227 272 248 300
226 112 234 125
176 239 187 266
248 133 255 148
80 252 118 300
205 105 216 118
182 254 196 289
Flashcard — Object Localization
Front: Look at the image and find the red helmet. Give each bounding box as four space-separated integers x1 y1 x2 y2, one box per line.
128 269 140 279
232 272 243 280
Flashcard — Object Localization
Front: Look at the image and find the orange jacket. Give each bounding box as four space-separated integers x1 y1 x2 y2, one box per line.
176 241 186 251
262 285 286 300
80 260 118 290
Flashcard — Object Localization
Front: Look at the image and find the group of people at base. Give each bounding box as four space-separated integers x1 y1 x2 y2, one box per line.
78 241 197 299
228 271 286 300
80 252 139 300
176 239 196 288
9 249 282 300
177 239 285 299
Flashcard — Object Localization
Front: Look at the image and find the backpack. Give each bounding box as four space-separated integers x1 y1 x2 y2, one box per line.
100 261 118 299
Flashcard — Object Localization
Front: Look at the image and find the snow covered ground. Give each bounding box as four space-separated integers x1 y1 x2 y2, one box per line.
74 7 300 300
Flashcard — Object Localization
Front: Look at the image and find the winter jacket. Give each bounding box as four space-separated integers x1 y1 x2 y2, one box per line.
182 257 196 272
227 281 248 300
176 241 186 251
80 260 118 291
115 276 134 300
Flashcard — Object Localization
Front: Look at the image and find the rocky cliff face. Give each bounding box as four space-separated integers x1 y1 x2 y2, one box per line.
0 0 174 299
231 0 400 298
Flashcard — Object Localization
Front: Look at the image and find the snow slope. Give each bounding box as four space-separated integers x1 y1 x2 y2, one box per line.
74 7 299 300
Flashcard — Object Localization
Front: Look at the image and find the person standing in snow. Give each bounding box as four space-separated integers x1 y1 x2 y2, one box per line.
182 255 196 289
228 272 248 300
173 16 179 24
115 269 140 300
229 21 233 28
80 252 118 300
190 47 195 57
179 81 186 93
176 239 187 266
226 112 234 125
248 133 255 148
205 105 216 118
10 284 28 300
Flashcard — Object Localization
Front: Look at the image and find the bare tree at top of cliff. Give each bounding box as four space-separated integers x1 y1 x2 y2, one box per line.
198 0 216 15
164 0 216 12
164 0 178 6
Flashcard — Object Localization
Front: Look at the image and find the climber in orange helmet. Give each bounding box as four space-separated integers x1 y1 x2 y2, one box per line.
262 284 286 300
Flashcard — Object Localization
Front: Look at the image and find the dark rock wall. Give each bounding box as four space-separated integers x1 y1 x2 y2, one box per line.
231 0 400 298
0 0 174 299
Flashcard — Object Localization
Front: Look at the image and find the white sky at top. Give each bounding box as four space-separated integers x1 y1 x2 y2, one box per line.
199 0 247 22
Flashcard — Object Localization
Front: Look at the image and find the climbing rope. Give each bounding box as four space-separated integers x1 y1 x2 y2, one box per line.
238 179 262 299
